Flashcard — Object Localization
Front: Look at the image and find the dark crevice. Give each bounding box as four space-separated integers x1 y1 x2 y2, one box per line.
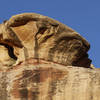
34 32 39 63
0 43 17 60
9 18 39 27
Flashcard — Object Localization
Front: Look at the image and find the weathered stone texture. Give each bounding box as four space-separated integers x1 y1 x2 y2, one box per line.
0 13 99 100
0 13 91 68
0 59 100 100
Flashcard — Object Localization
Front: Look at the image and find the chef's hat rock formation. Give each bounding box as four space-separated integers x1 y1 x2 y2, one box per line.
0 13 91 68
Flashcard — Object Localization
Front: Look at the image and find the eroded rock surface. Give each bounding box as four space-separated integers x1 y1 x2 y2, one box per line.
0 13 91 68
0 13 99 100
0 60 100 100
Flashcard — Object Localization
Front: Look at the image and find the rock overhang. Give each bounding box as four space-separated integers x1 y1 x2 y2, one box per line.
0 13 92 68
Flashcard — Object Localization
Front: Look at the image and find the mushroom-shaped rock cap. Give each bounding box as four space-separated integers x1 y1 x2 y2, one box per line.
0 13 91 68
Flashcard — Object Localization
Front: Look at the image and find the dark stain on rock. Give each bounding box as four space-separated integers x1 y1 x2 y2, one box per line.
12 67 67 99
0 72 8 100
20 88 28 100
48 81 57 100
31 91 39 100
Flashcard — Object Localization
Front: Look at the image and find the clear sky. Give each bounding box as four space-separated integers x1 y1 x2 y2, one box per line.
0 0 100 67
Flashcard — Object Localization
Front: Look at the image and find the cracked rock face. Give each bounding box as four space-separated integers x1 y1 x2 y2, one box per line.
0 13 91 68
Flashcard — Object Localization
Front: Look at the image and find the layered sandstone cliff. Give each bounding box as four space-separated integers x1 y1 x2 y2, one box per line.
0 13 99 100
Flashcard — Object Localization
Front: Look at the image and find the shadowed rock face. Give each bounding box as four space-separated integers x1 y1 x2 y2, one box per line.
0 13 91 68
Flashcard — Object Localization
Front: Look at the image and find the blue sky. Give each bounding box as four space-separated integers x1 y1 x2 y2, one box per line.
0 0 100 67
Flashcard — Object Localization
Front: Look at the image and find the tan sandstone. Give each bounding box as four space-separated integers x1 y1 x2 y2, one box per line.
0 13 99 100
0 13 91 68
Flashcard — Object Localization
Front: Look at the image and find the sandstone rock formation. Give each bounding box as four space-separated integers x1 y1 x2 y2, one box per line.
0 60 100 100
0 13 100 100
0 13 91 68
